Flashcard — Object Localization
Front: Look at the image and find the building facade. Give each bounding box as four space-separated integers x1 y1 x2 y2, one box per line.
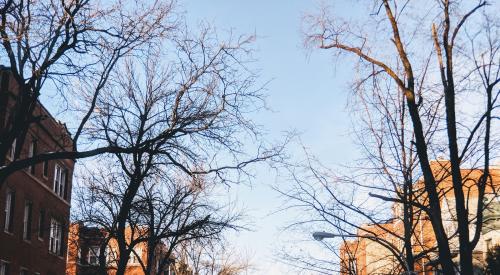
66 224 186 275
0 69 75 275
339 161 500 275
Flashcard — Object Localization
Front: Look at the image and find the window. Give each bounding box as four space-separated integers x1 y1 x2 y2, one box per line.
22 201 33 240
0 261 10 275
54 164 61 195
49 219 62 255
38 209 45 239
19 268 28 275
106 246 118 265
129 247 142 264
77 248 82 263
53 164 66 198
43 160 49 178
166 265 175 275
63 168 69 200
4 190 15 233
7 139 16 160
28 140 37 174
88 246 100 266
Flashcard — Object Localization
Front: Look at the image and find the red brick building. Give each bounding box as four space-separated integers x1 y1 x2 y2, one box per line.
0 69 75 275
66 224 181 275
66 224 105 275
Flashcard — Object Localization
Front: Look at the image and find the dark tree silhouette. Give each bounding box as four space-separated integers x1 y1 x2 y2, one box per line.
290 0 500 274
0 0 175 183
71 41 283 275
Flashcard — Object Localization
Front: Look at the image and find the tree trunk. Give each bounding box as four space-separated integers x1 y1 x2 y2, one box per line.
405 97 456 275
444 85 473 274
115 175 143 275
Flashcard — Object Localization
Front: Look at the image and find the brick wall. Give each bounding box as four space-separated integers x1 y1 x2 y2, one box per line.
0 69 75 275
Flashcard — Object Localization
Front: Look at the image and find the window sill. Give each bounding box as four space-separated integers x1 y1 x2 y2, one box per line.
3 230 14 235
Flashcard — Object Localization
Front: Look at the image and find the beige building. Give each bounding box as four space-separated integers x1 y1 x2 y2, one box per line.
340 161 500 275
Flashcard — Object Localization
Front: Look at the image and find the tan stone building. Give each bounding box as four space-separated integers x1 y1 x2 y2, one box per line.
339 161 500 275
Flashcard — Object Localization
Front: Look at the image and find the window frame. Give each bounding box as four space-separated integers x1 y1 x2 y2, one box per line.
42 160 49 179
0 260 10 275
63 168 69 200
106 245 118 265
28 139 37 175
22 200 33 240
87 246 100 266
53 164 66 198
49 218 63 255
53 164 61 195
38 209 45 240
129 247 142 265
7 139 16 161
4 189 15 233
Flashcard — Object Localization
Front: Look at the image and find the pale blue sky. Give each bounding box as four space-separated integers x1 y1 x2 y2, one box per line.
183 1 359 274
36 1 360 273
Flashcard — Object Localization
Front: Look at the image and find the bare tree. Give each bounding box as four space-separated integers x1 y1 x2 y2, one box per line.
279 110 436 274
179 239 253 275
71 34 283 275
299 1 500 274
0 0 175 183
275 75 434 272
74 165 241 275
